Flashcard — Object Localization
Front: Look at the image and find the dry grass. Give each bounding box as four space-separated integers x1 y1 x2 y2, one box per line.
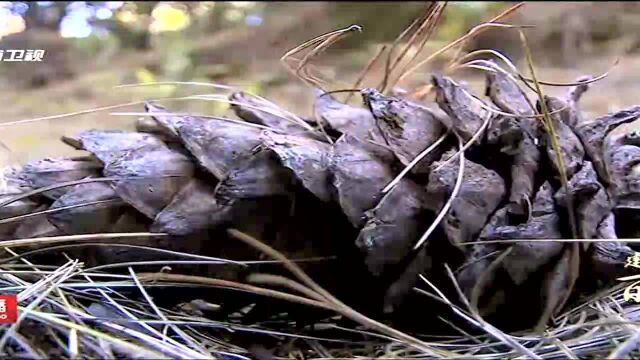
0 233 637 358
1 2 639 358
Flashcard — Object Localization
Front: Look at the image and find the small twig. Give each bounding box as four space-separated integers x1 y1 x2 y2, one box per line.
26 307 177 358
0 260 81 349
442 265 541 359
388 2 448 91
226 229 441 355
458 238 639 246
433 112 492 171
519 30 578 239
345 45 388 103
413 133 465 250
399 2 526 84
281 25 362 91
0 199 122 225
137 272 334 311
451 48 618 91
191 94 314 132
246 273 327 303
128 268 208 354
383 132 448 194
0 176 183 209
0 233 167 249
115 81 238 90
468 248 512 314
378 3 434 93
0 93 219 127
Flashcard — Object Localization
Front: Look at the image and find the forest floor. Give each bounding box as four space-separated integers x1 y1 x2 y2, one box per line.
1 37 638 165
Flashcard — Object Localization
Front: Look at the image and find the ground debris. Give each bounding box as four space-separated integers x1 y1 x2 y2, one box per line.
6 71 640 341
456 239 501 300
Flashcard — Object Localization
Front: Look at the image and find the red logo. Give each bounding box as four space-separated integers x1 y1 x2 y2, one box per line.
0 295 17 323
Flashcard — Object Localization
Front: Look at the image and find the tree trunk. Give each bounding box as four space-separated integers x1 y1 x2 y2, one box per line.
23 2 68 31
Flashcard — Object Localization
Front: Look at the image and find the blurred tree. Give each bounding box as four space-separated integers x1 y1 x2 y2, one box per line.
208 2 231 32
0 29 73 89
90 1 157 50
23 1 69 31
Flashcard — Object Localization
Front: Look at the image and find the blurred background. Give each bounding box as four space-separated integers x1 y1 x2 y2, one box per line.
2 1 640 162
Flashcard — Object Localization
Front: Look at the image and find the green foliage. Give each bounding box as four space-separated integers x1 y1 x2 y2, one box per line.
154 31 196 81
436 2 507 42
68 32 119 58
